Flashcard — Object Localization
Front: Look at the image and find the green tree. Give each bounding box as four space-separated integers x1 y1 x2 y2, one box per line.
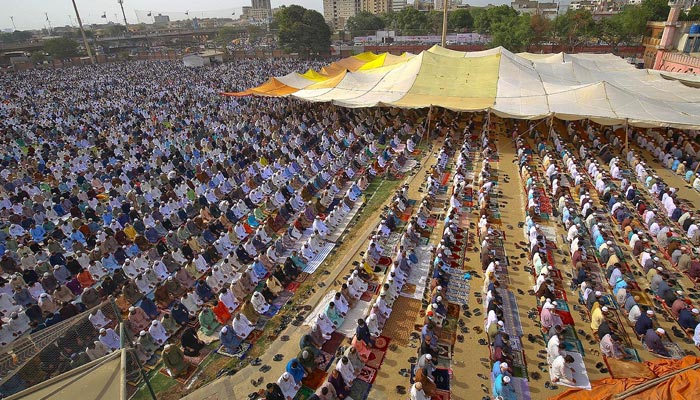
473 5 518 34
553 9 596 51
0 30 32 44
42 37 79 58
490 14 533 52
599 5 650 50
275 5 331 55
347 11 386 37
395 7 428 34
379 11 399 30
425 10 443 35
680 5 700 21
641 0 670 21
30 52 46 64
448 9 473 31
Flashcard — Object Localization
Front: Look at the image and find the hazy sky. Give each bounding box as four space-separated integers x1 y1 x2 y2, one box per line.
1 0 513 31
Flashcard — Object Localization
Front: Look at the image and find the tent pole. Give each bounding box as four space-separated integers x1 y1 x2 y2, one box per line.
441 0 449 47
624 119 629 157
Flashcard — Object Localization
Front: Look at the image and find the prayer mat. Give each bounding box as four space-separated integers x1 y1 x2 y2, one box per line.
272 291 294 308
293 386 315 400
302 369 328 389
437 343 452 358
246 329 264 345
373 335 390 351
622 347 641 362
255 317 270 330
321 332 346 354
502 291 525 337
435 354 451 369
315 350 334 371
183 347 211 365
551 352 591 389
434 368 451 390
215 341 250 359
357 365 378 384
382 297 422 346
447 303 461 318
295 273 309 283
348 379 371 400
263 304 281 317
433 389 451 400
511 377 532 400
365 347 387 369
663 341 685 359
159 363 197 384
286 282 301 293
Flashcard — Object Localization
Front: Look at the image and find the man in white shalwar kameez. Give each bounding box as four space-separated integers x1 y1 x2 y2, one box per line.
149 319 169 345
335 356 356 386
277 372 300 400
251 291 270 315
232 313 256 339
99 327 121 351
315 314 335 340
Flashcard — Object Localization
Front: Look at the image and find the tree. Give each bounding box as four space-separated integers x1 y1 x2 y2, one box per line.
641 0 670 21
599 5 650 50
529 14 552 46
43 37 79 58
490 14 534 52
473 5 518 34
275 5 331 55
448 9 473 31
425 11 443 35
553 9 596 51
380 11 399 31
680 5 700 21
0 30 32 44
347 11 386 37
395 7 428 34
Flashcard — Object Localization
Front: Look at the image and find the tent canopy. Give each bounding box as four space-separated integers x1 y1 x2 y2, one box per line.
226 46 700 129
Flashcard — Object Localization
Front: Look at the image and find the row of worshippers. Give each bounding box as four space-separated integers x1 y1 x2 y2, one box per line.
550 128 678 360
0 100 388 356
628 128 700 192
265 181 431 400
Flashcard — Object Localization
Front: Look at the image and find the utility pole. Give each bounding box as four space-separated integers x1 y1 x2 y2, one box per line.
45 13 53 35
118 0 129 29
441 0 448 47
71 0 96 64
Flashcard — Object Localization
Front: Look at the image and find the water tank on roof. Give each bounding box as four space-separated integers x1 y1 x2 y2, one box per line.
690 24 700 35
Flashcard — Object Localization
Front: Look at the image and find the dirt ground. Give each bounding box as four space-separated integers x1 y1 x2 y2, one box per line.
183 118 700 400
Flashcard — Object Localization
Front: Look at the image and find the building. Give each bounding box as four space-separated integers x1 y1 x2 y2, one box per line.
643 0 700 73
568 0 596 11
511 0 560 19
361 0 392 14
434 0 459 11
392 0 409 11
323 0 360 29
153 14 170 26
251 0 273 21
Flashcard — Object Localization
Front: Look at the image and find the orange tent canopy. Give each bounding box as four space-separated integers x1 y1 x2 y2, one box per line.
551 356 700 400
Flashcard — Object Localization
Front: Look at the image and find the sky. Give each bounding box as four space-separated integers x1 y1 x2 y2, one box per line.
1 0 513 31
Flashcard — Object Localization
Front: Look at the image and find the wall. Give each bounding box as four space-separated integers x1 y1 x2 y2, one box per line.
657 51 700 73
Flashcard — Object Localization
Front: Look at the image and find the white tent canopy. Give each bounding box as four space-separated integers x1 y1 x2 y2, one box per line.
248 46 700 129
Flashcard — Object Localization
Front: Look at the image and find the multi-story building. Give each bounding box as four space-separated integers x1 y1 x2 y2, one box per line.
434 0 458 11
511 0 560 19
361 0 392 15
392 0 409 11
250 0 272 22
324 0 361 29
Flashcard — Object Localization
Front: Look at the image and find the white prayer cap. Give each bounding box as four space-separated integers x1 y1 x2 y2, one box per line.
595 291 602 297
43 272 50 277
676 290 683 295
606 241 612 245
129 306 135 312
283 372 291 379
657 267 663 271
432 303 438 308
221 326 228 333
501 362 509 369
693 309 699 315
437 286 442 291
656 328 665 335
140 330 147 336
437 296 442 301
168 276 174 281
100 328 106 333
164 344 172 349
425 354 432 360
497 321 504 327
646 310 654 315
495 261 500 265
40 293 48 298
602 306 609 312
151 320 158 326
503 376 511 383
